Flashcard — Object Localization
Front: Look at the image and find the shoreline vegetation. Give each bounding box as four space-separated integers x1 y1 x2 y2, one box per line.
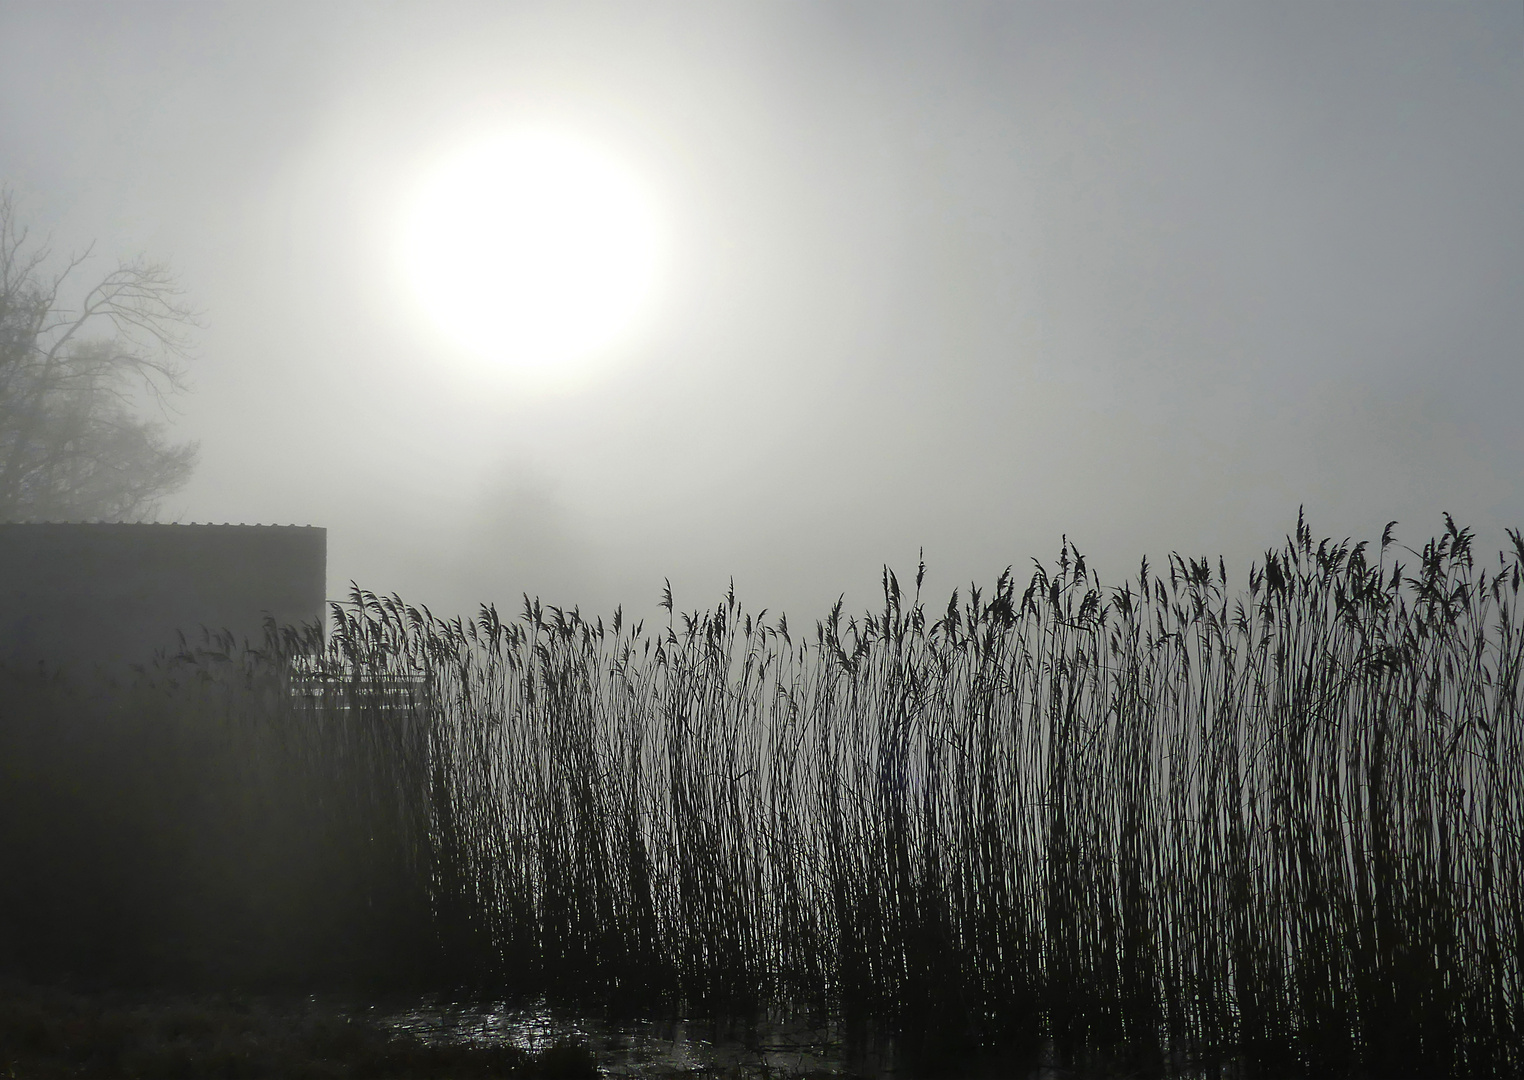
1 514 1520 1078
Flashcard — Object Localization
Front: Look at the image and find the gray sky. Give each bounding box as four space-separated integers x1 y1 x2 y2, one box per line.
2 1 1519 624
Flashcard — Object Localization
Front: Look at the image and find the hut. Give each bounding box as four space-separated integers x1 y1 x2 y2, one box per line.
0 523 325 673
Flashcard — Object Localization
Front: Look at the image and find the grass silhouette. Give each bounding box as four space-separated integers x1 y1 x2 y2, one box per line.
2 513 1519 1078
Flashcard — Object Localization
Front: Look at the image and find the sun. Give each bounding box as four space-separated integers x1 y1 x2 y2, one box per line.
399 129 662 381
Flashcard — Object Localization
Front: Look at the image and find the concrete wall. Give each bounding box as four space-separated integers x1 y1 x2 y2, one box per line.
0 523 326 673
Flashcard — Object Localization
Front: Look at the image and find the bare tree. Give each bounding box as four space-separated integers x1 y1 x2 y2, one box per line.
0 192 198 522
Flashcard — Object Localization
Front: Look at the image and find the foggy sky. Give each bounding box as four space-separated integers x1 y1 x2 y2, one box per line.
2 1 1519 626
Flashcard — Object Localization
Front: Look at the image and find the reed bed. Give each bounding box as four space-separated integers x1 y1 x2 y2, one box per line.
3 515 1520 1077
301 515 1522 1075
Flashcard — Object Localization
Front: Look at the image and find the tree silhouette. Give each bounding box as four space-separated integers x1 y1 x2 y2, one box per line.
0 193 198 522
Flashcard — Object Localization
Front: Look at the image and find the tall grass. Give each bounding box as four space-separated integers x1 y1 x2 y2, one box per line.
2 514 1519 1076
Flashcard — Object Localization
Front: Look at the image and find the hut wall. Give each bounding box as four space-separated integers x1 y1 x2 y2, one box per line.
0 523 325 672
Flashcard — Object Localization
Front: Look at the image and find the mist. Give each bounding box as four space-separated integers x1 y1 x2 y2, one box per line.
2 1 1518 625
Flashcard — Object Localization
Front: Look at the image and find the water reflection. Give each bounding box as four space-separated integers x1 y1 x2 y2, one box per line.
368 998 1231 1078
375 997 902 1077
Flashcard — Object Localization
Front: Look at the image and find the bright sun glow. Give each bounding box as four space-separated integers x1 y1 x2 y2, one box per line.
400 129 661 381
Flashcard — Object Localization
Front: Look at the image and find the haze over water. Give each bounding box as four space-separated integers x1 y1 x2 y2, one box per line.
1 2 1518 624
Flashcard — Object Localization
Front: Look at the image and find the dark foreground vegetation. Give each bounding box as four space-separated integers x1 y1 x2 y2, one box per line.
2 514 1520 1078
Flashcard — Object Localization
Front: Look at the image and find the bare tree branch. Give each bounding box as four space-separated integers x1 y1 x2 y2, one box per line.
0 190 199 522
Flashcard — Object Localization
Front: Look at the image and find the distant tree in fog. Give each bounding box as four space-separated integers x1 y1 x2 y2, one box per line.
0 192 198 522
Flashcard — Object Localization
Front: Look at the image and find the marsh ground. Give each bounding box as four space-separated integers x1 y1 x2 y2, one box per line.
0 979 597 1079
0 979 1258 1079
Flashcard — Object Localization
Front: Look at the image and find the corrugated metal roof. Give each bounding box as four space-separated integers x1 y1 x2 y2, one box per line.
1 521 321 528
